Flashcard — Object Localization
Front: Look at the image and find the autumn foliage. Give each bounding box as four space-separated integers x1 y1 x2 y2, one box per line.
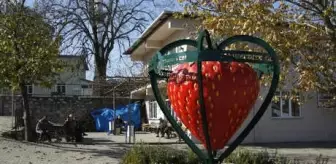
178 0 335 93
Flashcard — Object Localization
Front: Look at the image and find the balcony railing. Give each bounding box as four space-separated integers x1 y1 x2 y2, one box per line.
0 84 93 97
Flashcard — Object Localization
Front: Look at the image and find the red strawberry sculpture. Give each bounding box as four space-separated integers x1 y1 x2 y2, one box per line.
167 61 260 150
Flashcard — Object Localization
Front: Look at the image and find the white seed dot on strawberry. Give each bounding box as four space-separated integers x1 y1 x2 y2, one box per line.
213 65 218 72
194 83 198 90
212 83 215 90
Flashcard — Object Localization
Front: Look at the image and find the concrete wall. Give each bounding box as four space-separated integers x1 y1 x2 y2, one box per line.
0 95 130 124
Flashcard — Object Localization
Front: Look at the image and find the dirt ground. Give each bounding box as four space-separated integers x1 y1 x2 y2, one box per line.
1 116 336 164
0 137 130 164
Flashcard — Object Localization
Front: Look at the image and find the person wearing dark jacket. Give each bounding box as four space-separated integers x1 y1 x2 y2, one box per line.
115 115 124 134
74 120 84 142
156 118 168 138
36 116 52 142
63 114 76 142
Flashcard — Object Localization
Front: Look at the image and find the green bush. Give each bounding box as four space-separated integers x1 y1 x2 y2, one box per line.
224 148 287 164
224 148 329 164
122 145 329 164
121 143 201 164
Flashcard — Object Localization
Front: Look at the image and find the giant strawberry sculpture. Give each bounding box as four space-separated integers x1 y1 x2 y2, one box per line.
148 30 279 163
167 61 260 150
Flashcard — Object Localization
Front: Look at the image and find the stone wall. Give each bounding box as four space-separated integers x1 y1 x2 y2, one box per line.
0 95 132 125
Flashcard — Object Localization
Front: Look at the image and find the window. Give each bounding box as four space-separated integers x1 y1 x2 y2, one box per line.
149 101 158 119
56 84 66 94
271 91 301 118
25 85 33 95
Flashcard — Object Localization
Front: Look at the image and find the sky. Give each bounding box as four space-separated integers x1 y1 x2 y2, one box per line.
25 0 182 81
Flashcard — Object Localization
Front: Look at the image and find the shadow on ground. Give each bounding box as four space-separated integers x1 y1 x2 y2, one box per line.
0 136 131 160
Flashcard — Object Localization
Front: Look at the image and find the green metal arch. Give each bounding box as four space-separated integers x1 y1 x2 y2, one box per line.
148 30 280 164
216 35 280 162
148 39 208 161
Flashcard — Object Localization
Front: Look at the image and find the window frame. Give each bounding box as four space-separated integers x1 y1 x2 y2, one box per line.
165 99 176 120
271 91 302 118
26 84 33 95
149 101 158 119
56 84 66 94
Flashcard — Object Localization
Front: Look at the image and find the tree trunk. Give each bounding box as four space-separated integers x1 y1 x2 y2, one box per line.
93 54 107 96
20 82 33 142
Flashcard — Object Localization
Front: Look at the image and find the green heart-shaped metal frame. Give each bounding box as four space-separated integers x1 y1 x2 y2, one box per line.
148 30 280 164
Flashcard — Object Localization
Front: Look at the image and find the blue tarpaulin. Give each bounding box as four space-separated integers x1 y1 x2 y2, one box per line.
91 103 141 132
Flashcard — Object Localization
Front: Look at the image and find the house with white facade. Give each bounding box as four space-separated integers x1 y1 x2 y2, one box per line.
125 11 336 143
0 55 93 97
31 55 92 97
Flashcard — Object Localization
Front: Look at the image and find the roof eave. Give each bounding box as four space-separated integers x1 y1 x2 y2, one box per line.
123 10 175 55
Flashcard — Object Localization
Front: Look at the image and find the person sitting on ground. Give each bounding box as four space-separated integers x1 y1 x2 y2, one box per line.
36 116 52 142
63 114 76 142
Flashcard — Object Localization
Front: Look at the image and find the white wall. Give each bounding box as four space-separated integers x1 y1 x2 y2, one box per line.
30 56 88 96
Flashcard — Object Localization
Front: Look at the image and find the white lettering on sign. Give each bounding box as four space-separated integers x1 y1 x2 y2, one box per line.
178 55 187 61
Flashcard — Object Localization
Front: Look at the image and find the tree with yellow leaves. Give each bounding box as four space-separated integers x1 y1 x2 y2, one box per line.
178 0 335 95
